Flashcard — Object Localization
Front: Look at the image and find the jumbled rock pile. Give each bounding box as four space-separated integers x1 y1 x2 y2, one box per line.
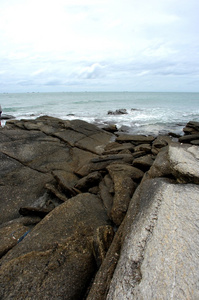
0 116 198 300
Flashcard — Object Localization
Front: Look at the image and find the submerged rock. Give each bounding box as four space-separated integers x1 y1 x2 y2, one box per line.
107 109 127 115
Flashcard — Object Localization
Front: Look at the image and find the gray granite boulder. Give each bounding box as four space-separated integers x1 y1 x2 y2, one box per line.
107 178 199 300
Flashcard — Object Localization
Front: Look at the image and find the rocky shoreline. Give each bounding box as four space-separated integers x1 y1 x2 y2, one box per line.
0 117 199 299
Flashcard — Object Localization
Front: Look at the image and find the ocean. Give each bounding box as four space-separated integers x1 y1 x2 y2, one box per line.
0 92 199 135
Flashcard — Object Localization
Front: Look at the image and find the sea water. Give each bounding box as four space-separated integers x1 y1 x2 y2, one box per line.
0 92 199 135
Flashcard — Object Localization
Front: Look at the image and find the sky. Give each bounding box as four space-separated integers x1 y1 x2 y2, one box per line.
0 0 199 92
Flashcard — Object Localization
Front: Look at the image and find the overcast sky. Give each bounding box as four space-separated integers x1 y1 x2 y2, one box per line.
0 0 198 92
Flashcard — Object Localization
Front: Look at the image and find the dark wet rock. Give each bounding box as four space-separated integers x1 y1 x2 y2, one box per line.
75 154 133 177
116 134 155 144
133 154 155 171
179 133 199 143
183 121 199 135
107 109 127 115
0 193 111 300
101 124 118 133
75 171 102 192
168 131 181 138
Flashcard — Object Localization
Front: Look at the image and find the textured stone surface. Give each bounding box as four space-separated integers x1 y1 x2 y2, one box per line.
169 143 199 183
116 134 155 144
0 193 110 300
107 178 199 300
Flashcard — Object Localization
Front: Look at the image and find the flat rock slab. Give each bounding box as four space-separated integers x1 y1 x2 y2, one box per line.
107 178 199 300
116 134 155 144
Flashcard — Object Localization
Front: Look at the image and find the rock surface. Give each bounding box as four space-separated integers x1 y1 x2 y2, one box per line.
106 178 199 300
0 118 199 300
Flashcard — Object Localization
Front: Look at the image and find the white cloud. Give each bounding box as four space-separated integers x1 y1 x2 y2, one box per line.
0 0 198 92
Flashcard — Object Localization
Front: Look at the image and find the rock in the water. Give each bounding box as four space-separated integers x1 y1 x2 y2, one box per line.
107 178 199 300
183 120 199 135
107 109 127 115
179 133 199 143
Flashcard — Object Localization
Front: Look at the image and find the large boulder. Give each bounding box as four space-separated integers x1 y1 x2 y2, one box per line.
0 193 111 300
106 178 199 300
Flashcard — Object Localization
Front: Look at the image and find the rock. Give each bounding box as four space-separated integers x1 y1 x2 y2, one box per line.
99 176 114 215
183 121 199 135
0 193 111 300
19 206 52 218
86 220 125 300
0 151 52 224
168 143 199 184
75 154 133 177
107 163 144 183
45 183 70 202
101 124 118 133
151 135 172 155
133 143 151 153
146 146 173 179
116 134 155 144
190 139 199 145
103 142 134 155
0 216 41 258
107 164 142 225
133 154 155 171
107 109 127 115
0 117 113 225
92 225 115 268
52 170 79 197
75 171 102 192
106 178 199 300
179 133 199 143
